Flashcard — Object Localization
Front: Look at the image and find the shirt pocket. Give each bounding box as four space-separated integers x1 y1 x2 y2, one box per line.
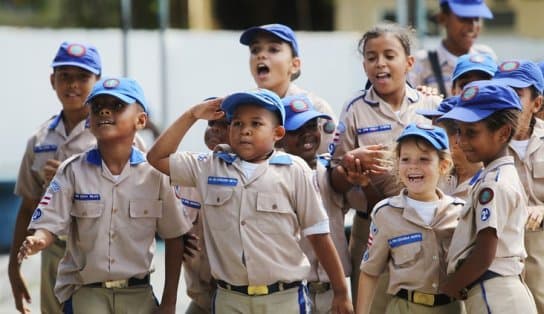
31 151 57 178
255 192 295 235
531 161 544 202
204 188 236 231
390 242 422 268
129 200 163 232
71 202 104 251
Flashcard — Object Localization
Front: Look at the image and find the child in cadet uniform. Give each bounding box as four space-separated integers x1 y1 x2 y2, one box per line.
536 61 544 121
492 60 544 313
439 80 537 313
17 77 192 314
8 41 102 314
450 53 497 96
408 0 495 97
239 23 337 154
358 123 463 314
275 94 351 314
147 88 353 313
181 113 229 314
328 23 442 310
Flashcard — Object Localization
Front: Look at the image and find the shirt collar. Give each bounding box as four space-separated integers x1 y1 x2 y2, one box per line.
48 112 63 130
363 84 420 106
85 147 146 166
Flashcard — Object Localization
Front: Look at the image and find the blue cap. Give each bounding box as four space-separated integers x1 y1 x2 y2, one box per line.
240 24 299 56
397 123 449 150
493 60 544 94
538 61 544 79
282 95 332 131
438 80 521 123
452 53 497 82
51 41 101 75
86 78 149 113
440 0 493 19
416 96 459 118
221 88 285 125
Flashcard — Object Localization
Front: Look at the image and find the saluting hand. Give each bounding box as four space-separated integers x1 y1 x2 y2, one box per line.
189 97 225 121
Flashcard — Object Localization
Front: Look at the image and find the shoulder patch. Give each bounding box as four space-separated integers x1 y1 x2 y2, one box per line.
480 207 491 221
478 188 494 205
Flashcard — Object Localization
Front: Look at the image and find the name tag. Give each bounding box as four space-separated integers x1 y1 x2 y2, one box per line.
74 193 101 201
34 144 58 153
181 198 201 209
207 176 238 186
357 124 392 135
388 233 422 248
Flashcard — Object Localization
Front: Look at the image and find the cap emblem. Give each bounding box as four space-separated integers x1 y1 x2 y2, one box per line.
103 78 120 89
66 44 86 57
290 99 309 112
461 86 479 101
469 54 485 63
499 61 520 72
416 123 435 130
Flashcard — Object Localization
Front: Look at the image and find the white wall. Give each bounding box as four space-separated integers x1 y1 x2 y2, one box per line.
1 26 544 180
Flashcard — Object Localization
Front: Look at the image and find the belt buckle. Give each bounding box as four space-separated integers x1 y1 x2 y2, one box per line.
247 285 268 296
103 279 129 289
309 281 329 294
413 291 434 306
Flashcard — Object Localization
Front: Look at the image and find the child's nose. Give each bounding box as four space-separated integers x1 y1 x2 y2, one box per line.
99 107 112 116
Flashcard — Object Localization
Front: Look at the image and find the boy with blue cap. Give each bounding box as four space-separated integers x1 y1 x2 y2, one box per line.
8 41 102 314
239 23 337 155
493 59 544 312
276 94 352 314
409 0 496 97
147 89 353 313
17 77 192 313
451 53 497 95
438 81 537 313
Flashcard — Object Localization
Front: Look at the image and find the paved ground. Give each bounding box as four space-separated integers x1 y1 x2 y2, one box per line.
0 241 191 313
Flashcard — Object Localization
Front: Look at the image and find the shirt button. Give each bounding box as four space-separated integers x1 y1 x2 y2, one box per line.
241 221 246 226
143 210 148 215
82 211 87 217
432 283 437 289
272 204 278 209
112 208 118 213
216 197 220 203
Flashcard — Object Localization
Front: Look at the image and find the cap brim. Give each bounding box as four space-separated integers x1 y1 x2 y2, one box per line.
86 91 136 105
437 106 493 123
449 2 493 19
493 77 532 89
52 61 100 75
221 92 282 123
397 131 444 150
285 111 332 131
415 109 444 117
452 68 495 82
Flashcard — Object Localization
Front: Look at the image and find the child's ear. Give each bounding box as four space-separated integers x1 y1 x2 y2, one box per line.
406 55 415 72
273 125 286 142
532 95 543 114
439 158 453 176
50 73 56 90
135 111 148 130
497 124 512 144
436 11 447 26
290 56 301 76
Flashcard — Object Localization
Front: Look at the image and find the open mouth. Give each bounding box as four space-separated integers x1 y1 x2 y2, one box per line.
257 64 270 76
407 175 424 182
97 120 114 126
376 73 391 80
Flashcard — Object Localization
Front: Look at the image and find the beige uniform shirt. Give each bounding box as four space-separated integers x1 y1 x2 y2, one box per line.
299 155 351 282
447 156 527 276
28 147 191 302
408 43 496 97
439 171 481 200
360 189 463 295
15 112 147 200
330 85 441 198
169 145 328 286
286 83 337 155
15 113 96 200
176 186 213 311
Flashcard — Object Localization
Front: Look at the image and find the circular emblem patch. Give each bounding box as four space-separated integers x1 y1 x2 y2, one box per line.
499 61 520 72
337 121 346 134
31 208 43 222
478 187 494 205
103 78 120 89
469 54 485 63
416 123 435 130
290 99 308 112
323 120 336 134
362 250 370 262
461 86 479 101
480 208 491 222
66 44 86 57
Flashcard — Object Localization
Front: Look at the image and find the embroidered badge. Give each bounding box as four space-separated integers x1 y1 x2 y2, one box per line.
362 250 370 262
74 194 101 201
499 61 520 72
469 54 485 63
197 153 208 161
48 180 61 193
31 208 43 221
290 99 309 112
481 208 491 221
336 121 346 134
461 86 478 101
388 233 422 248
478 188 494 205
416 123 434 130
103 78 120 89
33 144 58 153
207 176 238 186
181 198 201 209
357 124 392 135
66 44 86 57
323 120 336 134
39 193 52 207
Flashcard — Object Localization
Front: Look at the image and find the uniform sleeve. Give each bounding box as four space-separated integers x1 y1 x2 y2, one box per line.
474 182 513 238
14 137 43 200
27 165 74 236
169 151 209 187
360 213 389 276
293 162 328 230
156 172 192 239
330 97 359 159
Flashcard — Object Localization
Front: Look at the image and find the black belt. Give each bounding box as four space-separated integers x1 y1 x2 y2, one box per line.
356 211 369 219
396 289 453 307
308 281 331 294
216 280 302 296
467 270 501 290
86 275 150 288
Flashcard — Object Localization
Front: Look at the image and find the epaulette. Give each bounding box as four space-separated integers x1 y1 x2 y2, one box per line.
452 197 466 206
317 154 331 168
371 198 390 218
57 153 83 175
345 90 366 112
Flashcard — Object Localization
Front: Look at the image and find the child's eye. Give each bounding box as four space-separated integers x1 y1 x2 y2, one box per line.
268 46 280 53
252 121 262 127
249 47 260 55
232 121 242 127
